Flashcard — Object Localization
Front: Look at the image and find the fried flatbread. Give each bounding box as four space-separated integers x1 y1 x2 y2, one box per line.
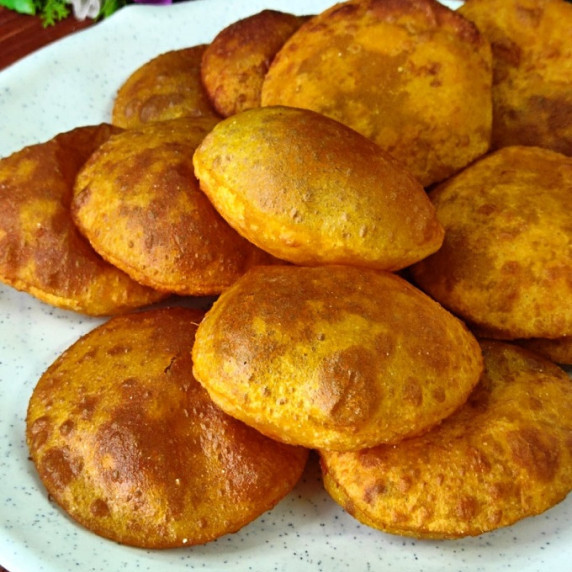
112 46 221 129
459 0 572 155
72 117 277 296
192 264 483 451
201 10 310 117
514 336 572 366
0 124 165 316
410 145 572 340
192 106 444 271
26 307 308 548
260 0 492 186
320 340 572 539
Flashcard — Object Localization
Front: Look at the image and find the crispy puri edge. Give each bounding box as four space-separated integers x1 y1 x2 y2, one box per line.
70 179 266 298
1 274 165 317
319 453 460 539
320 449 560 541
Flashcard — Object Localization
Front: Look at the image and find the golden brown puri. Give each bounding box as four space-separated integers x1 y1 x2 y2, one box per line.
410 145 572 340
260 0 492 186
192 264 483 452
459 0 572 155
514 336 572 366
192 106 444 271
112 45 221 129
320 340 572 539
0 125 165 316
201 10 311 117
72 117 278 296
26 307 309 549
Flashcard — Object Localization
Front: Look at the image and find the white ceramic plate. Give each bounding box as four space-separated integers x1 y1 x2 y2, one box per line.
0 1 571 571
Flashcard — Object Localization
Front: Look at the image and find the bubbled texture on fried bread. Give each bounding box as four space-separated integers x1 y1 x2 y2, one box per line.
26 307 308 548
201 10 310 117
411 146 572 340
0 124 165 315
72 117 278 296
459 0 572 155
192 264 483 451
192 106 444 271
261 0 493 186
320 340 572 539
112 46 221 129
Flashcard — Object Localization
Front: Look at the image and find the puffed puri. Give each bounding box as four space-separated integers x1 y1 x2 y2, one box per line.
192 105 444 272
191 264 484 452
26 307 309 548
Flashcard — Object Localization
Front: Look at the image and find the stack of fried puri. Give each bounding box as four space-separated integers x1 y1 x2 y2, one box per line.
459 0 572 155
26 307 308 548
186 8 572 536
16 0 572 548
189 102 476 450
72 116 278 296
0 124 165 316
410 145 572 364
260 0 493 186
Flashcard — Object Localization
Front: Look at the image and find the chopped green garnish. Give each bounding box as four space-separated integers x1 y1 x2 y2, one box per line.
36 0 70 26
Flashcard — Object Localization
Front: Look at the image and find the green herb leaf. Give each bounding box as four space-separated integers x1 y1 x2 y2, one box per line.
38 0 70 27
0 0 36 15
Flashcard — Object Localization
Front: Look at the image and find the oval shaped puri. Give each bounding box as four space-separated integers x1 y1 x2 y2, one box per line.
410 145 572 340
320 341 572 539
26 307 308 548
192 265 483 451
72 117 278 296
192 106 444 271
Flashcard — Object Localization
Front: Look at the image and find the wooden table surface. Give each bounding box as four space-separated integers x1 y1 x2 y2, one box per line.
0 8 95 572
0 6 94 71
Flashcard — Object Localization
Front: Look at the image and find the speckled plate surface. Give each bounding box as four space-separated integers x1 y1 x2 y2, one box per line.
0 1 571 571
